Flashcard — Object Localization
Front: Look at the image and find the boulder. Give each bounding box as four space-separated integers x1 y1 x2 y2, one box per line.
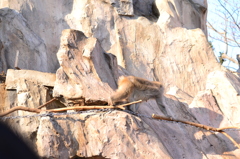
53 29 119 105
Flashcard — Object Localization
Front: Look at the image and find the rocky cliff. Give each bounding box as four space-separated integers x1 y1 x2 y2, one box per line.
0 0 240 159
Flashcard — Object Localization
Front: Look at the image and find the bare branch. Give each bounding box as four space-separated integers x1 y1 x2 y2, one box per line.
0 100 143 117
152 114 240 149
37 98 58 109
217 0 240 30
0 106 41 117
208 34 240 47
208 0 240 55
221 53 238 64
207 22 225 35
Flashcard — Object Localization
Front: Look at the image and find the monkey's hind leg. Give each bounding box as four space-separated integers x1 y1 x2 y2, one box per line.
158 104 168 116
129 103 140 112
156 97 170 117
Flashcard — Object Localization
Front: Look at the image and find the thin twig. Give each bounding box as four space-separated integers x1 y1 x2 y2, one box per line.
217 126 240 131
217 0 240 30
116 100 142 107
37 98 58 109
221 131 240 149
152 114 219 131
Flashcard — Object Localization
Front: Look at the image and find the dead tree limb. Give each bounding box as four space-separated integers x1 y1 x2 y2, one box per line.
0 100 143 116
0 98 58 117
48 106 118 112
152 114 240 149
0 106 41 117
113 100 143 108
221 53 238 65
48 100 143 112
220 131 240 149
37 98 58 109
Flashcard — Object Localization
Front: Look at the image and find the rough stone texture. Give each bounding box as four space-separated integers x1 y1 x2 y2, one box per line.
134 97 238 159
0 0 240 159
111 0 134 16
0 1 212 95
50 28 240 158
155 28 220 96
166 86 193 106
0 8 56 73
187 70 240 157
4 69 56 110
204 71 240 156
206 71 240 126
53 29 118 105
155 0 208 34
36 111 171 159
1 69 62 149
5 69 56 89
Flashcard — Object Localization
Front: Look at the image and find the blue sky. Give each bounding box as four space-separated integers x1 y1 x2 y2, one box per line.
207 0 240 71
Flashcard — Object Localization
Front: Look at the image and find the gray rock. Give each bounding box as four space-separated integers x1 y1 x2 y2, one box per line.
53 29 118 105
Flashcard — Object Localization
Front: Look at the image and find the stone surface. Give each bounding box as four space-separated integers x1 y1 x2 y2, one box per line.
4 69 56 110
166 86 193 106
0 8 57 73
0 69 62 152
36 111 171 159
206 71 240 126
53 29 118 105
0 0 239 159
111 0 134 16
188 70 240 157
0 1 210 82
155 0 208 34
5 69 56 89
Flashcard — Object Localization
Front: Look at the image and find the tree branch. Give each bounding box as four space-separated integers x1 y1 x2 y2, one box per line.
152 114 240 149
48 100 143 112
0 106 41 117
221 53 238 64
208 34 240 47
37 98 58 109
218 0 240 30
0 100 143 117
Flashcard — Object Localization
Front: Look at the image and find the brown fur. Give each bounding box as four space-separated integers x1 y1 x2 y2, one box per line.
109 76 167 114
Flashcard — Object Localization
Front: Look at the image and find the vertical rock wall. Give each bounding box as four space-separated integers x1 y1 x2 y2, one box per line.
0 1 216 96
1 0 240 159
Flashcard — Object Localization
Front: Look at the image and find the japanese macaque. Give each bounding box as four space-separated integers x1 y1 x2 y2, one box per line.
109 76 168 115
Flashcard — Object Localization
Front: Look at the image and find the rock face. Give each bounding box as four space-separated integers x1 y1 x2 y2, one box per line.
0 69 60 149
53 29 118 105
36 111 171 159
0 0 240 159
0 8 57 73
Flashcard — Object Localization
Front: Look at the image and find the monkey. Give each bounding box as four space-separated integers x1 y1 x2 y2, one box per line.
109 76 168 115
